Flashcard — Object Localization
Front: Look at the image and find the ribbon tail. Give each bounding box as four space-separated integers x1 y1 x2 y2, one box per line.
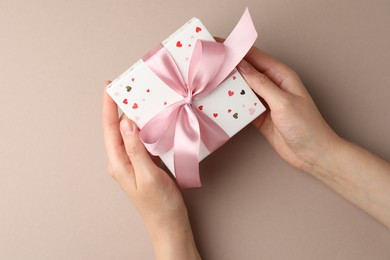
199 8 258 97
174 105 202 188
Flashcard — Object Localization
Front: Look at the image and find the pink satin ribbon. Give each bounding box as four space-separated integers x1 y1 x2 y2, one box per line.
139 8 257 188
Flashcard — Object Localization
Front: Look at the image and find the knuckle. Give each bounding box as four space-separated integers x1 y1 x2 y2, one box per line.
139 171 159 188
254 73 269 85
107 163 124 181
277 95 293 111
287 67 299 79
268 68 284 84
125 143 138 159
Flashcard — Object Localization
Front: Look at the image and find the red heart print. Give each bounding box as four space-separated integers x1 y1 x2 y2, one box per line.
146 89 150 92
232 75 236 80
123 99 128 104
254 102 257 106
196 27 202 33
228 90 234 96
188 44 192 47
213 113 218 118
132 103 138 109
228 109 232 113
198 105 203 110
131 78 135 82
176 41 183 47
164 101 167 105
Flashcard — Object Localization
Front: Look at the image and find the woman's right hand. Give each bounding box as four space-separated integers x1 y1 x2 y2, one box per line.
238 47 390 228
237 47 341 172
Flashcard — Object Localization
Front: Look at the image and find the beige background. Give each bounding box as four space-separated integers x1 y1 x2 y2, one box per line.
1 0 389 259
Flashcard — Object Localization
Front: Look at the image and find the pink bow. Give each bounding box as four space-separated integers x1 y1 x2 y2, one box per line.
139 8 258 188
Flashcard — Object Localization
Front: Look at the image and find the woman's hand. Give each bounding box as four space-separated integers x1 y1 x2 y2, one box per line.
102 81 201 260
237 47 341 171
238 47 390 228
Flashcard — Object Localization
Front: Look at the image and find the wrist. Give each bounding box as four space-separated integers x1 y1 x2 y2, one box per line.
147 210 200 260
301 133 346 179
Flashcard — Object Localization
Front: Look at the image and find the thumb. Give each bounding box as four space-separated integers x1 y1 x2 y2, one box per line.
237 59 288 110
119 118 156 172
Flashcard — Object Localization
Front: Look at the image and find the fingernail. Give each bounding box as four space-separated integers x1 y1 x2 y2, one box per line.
120 119 134 136
237 59 253 74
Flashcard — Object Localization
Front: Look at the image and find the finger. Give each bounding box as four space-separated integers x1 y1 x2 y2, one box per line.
216 35 288 86
102 81 128 164
245 46 290 84
119 118 156 174
215 35 307 96
102 81 136 190
119 114 162 166
215 35 287 85
244 47 308 97
237 59 288 109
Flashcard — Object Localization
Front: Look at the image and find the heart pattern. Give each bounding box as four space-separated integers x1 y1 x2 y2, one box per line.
132 103 138 109
213 113 218 118
176 41 183 47
123 99 128 104
195 27 202 33
240 90 245 95
233 113 238 119
228 90 234 96
198 105 203 110
126 86 132 92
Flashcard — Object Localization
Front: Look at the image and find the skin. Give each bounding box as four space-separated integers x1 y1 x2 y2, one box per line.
102 43 390 259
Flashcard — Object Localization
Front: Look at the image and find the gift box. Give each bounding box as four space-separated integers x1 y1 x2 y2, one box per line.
106 9 266 188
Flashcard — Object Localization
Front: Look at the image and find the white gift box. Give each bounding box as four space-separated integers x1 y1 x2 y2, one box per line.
106 16 266 177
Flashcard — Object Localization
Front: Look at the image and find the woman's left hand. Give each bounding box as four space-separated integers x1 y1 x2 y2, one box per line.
102 81 200 260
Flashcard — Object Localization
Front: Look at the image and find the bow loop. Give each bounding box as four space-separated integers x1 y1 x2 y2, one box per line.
189 40 226 99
